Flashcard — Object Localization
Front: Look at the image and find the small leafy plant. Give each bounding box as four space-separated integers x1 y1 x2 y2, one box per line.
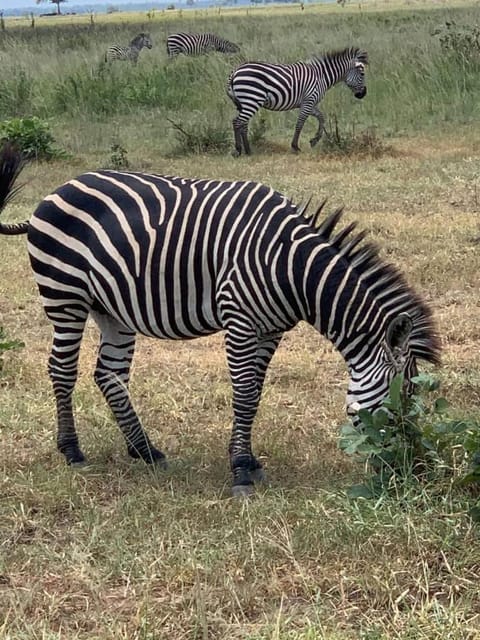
0 327 24 374
167 117 231 156
0 117 66 160
339 373 480 517
432 21 480 62
320 116 393 158
108 143 129 170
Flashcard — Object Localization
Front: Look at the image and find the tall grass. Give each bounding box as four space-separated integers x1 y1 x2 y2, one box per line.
0 3 479 147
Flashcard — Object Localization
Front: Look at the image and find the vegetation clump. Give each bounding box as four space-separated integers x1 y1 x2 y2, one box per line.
0 117 66 160
340 373 480 519
432 21 480 62
320 115 393 158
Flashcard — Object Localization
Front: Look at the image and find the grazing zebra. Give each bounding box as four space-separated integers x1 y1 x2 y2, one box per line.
227 47 368 155
0 144 440 496
105 32 153 64
167 32 240 58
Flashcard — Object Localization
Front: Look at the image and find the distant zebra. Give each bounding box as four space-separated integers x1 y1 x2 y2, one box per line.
227 47 368 155
167 32 240 58
0 144 439 496
105 32 153 64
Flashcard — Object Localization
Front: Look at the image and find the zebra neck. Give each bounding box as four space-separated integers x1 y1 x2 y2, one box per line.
311 57 348 88
298 236 380 359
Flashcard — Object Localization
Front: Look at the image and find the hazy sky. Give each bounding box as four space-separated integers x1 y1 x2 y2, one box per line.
1 0 152 7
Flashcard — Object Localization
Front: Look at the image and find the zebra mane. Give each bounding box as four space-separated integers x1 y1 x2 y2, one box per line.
298 201 440 364
312 47 368 66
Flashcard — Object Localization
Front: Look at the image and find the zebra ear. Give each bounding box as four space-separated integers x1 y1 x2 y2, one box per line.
385 313 413 353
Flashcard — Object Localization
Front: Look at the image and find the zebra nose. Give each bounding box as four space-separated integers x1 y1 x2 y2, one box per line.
355 87 367 99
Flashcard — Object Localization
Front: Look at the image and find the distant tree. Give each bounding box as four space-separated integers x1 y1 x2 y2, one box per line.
36 0 67 15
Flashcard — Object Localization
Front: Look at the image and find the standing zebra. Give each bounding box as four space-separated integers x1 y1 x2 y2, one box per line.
227 47 368 155
0 144 439 496
167 32 240 58
105 33 153 64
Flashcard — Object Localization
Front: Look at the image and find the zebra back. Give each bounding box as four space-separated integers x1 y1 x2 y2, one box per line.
167 32 239 57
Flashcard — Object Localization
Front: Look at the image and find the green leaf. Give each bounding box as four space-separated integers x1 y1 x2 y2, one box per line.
386 374 404 412
433 397 449 414
468 506 480 522
358 409 374 428
347 484 375 500
373 409 390 429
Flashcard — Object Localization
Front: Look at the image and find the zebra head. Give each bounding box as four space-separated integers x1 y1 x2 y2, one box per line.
224 39 240 53
346 313 427 428
344 49 368 99
133 33 153 50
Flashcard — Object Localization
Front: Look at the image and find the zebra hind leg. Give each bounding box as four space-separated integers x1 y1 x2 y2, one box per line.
309 107 325 148
48 311 88 465
232 117 251 157
91 311 166 466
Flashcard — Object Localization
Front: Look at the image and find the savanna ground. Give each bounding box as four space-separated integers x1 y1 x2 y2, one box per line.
0 0 480 637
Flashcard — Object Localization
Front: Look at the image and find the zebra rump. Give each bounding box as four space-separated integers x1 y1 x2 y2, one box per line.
167 32 240 57
0 143 440 495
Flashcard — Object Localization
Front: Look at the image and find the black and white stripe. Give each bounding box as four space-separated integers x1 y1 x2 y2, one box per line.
0 145 439 495
105 32 153 64
167 32 240 58
227 47 368 155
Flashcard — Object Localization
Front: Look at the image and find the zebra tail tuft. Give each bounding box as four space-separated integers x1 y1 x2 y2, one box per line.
0 142 29 235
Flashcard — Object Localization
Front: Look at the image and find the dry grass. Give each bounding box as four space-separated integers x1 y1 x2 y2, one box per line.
1 127 479 639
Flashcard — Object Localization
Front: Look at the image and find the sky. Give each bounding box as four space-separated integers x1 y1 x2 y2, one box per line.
0 0 152 7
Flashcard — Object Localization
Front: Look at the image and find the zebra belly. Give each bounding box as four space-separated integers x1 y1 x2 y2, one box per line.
88 268 223 340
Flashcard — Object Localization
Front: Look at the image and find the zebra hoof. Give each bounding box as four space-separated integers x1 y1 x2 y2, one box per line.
63 447 86 466
310 138 319 148
251 467 266 483
128 444 167 467
291 146 301 154
232 483 255 498
231 149 241 158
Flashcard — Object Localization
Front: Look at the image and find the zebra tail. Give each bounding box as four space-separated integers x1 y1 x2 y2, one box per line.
226 74 242 110
0 142 29 235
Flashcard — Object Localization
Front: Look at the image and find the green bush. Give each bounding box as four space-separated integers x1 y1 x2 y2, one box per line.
0 116 66 160
339 373 480 518
432 21 480 62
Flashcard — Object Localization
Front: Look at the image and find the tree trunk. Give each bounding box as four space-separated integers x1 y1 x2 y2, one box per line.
56 1 62 14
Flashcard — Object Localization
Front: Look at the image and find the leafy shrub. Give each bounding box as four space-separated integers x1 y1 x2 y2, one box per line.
0 327 24 374
168 116 231 156
0 117 66 160
432 21 480 62
108 143 129 169
320 116 393 158
339 373 480 517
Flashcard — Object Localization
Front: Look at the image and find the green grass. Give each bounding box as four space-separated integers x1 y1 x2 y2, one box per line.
0 0 479 151
1 1 480 638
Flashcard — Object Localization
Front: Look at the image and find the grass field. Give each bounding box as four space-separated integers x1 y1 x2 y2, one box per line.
1 1 480 638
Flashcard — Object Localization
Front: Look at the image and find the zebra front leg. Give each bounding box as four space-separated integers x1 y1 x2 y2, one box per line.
48 314 88 465
225 327 262 496
91 311 166 466
309 107 325 148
